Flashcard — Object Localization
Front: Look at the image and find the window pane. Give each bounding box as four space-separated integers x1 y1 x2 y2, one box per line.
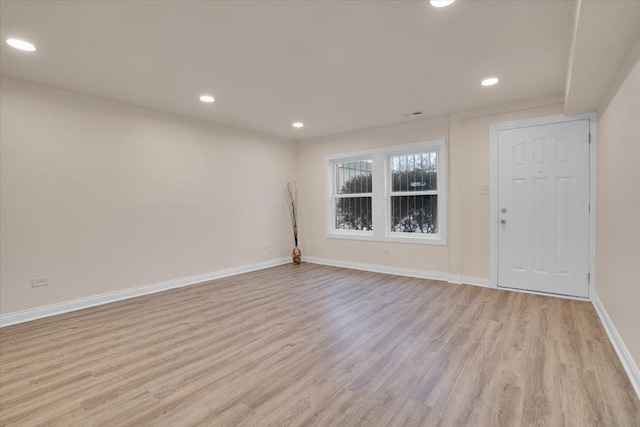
336 160 372 194
336 197 372 231
390 195 437 233
391 152 437 192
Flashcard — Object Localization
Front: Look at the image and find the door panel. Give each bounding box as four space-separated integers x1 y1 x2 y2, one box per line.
498 120 590 297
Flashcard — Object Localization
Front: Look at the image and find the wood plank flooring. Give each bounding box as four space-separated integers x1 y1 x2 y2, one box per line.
1 263 638 426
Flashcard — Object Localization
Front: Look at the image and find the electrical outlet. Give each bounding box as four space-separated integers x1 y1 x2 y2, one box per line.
382 248 391 255
32 277 49 288
263 243 270 250
480 185 490 195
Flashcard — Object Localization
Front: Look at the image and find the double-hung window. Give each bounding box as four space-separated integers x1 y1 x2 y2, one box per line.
326 140 447 245
388 151 439 236
332 159 373 233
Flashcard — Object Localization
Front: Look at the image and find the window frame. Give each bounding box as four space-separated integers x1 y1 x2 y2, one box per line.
331 156 374 236
386 146 443 242
325 140 447 245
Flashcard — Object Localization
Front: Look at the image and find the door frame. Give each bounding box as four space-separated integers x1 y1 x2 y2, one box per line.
489 113 596 300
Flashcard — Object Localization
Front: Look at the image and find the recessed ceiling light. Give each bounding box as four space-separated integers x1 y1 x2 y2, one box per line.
430 0 455 7
199 95 215 103
6 38 36 52
481 77 499 86
292 122 304 128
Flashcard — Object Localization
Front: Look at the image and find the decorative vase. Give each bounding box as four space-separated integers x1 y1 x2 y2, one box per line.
292 247 302 264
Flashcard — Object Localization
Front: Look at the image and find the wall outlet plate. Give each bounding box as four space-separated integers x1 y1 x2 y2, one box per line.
382 248 391 255
263 243 270 250
480 185 490 195
32 277 49 288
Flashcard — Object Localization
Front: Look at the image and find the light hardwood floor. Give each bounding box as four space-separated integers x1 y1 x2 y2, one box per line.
1 263 639 426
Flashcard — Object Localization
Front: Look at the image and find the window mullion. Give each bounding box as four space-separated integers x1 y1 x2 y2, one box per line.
371 152 385 238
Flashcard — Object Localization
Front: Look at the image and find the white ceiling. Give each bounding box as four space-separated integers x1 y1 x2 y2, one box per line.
0 0 576 140
565 0 640 115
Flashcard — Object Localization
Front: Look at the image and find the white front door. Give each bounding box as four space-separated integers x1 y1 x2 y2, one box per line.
497 119 590 297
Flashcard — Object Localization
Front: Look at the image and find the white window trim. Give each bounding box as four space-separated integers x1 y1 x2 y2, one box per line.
329 155 374 237
325 140 447 245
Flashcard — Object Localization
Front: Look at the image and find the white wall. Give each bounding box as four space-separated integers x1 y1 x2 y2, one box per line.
296 94 564 280
0 75 570 317
596 55 640 369
454 100 565 278
0 77 296 315
297 115 450 273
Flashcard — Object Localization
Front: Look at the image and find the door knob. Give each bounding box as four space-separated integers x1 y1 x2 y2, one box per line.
500 219 507 225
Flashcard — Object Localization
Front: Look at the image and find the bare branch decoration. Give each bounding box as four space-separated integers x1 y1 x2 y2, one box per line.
281 181 298 247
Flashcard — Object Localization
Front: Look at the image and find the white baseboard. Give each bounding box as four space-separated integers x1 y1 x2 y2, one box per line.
5 255 636 401
303 257 639 399
591 293 640 399
452 275 491 288
0 257 290 328
303 257 592 301
303 256 490 288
